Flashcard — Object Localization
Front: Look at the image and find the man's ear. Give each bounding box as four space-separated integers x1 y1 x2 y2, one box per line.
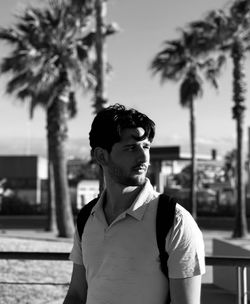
93 147 109 166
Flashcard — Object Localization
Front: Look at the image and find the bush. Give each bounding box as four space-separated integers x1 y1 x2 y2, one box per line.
0 196 43 215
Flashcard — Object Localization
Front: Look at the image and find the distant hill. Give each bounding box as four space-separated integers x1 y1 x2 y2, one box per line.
0 137 91 159
0 135 237 160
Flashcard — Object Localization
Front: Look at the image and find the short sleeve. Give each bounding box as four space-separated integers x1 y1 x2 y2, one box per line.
69 227 84 265
165 204 206 279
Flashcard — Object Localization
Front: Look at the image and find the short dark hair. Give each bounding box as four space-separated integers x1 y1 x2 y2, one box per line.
89 103 155 152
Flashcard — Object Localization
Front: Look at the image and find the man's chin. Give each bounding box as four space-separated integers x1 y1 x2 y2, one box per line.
125 175 147 186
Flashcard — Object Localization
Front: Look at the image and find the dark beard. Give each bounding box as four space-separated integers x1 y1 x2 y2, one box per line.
113 174 147 187
107 159 148 186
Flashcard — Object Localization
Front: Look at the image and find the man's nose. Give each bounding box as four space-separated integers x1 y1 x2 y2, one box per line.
137 146 149 162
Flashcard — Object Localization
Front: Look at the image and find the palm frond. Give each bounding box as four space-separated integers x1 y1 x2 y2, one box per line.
180 69 203 107
67 91 77 118
0 0 97 115
17 87 32 100
188 20 216 33
29 94 38 119
105 22 120 36
1 46 42 73
151 37 191 84
199 54 226 89
217 54 227 68
6 71 33 94
0 28 21 44
206 9 229 29
162 39 185 55
80 31 96 48
68 0 95 16
230 0 250 22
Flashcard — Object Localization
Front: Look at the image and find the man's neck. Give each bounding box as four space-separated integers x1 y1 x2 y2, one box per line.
103 182 143 225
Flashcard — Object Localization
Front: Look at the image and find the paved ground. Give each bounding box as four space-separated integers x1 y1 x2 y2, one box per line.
0 228 245 303
0 227 233 249
202 229 244 303
201 284 237 304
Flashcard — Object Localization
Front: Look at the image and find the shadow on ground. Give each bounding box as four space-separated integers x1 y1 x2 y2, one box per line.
201 284 237 304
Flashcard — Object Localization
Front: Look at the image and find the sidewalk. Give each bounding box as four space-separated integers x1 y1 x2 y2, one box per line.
0 228 242 303
0 228 73 242
203 229 243 303
201 284 237 304
0 227 232 247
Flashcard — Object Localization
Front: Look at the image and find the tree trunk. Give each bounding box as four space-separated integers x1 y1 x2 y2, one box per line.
248 127 250 203
47 98 74 238
94 0 108 113
94 0 108 193
233 114 247 237
190 99 197 220
45 109 57 232
231 39 248 238
45 157 57 232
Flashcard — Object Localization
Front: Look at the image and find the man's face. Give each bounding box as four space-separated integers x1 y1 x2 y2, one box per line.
106 127 151 186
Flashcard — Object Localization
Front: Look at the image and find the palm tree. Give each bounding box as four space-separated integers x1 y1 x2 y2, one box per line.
70 0 118 112
0 0 96 237
189 0 250 237
151 30 224 220
70 0 118 193
224 149 237 196
94 0 108 112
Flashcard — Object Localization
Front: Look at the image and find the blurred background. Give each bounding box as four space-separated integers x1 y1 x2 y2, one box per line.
0 0 249 233
0 0 250 302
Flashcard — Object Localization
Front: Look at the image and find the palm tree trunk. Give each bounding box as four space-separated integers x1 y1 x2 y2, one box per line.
94 0 108 113
190 99 197 220
94 0 108 193
45 110 57 232
45 157 57 232
231 39 248 238
47 98 74 238
233 113 247 237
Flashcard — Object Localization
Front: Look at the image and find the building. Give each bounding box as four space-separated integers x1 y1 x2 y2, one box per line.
0 148 223 211
76 180 99 209
149 146 222 192
0 155 48 205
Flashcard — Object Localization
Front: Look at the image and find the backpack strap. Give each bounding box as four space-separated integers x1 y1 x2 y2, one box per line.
156 194 177 304
76 193 177 303
156 194 177 275
76 197 99 241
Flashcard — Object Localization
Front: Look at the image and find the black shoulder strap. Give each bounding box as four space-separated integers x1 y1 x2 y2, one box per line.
77 193 176 303
76 197 99 241
156 194 177 274
156 194 177 304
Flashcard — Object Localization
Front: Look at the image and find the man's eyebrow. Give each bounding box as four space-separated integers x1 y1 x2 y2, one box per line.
123 141 150 147
123 143 136 148
131 134 144 141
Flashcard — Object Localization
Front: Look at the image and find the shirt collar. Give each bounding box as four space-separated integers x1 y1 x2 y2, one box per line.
126 178 158 221
90 178 158 221
91 190 106 215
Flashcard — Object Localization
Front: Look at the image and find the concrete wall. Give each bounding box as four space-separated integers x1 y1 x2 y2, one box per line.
213 238 250 294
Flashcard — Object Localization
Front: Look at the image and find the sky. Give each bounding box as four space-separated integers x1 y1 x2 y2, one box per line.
0 0 249 158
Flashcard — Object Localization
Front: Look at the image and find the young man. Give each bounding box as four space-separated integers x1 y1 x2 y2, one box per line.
63 104 205 304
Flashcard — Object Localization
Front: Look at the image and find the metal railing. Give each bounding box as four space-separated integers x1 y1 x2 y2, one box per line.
205 256 250 304
0 252 249 304
0 251 69 260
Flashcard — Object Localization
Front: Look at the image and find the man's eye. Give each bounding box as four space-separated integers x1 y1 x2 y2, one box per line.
127 146 135 151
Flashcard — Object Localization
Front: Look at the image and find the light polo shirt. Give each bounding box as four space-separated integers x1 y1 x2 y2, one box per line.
70 179 205 304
